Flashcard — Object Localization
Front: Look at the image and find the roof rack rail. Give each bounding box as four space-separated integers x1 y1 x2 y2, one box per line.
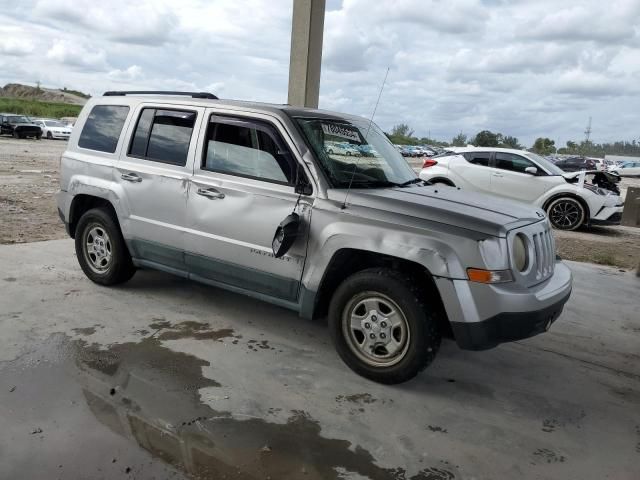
103 91 218 99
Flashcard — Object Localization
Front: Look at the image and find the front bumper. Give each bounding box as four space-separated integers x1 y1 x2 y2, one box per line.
436 260 572 350
591 205 624 225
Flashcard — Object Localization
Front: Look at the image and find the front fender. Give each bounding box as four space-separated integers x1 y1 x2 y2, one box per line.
302 207 488 294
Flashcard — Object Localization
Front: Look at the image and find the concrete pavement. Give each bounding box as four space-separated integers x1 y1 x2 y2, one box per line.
0 239 639 479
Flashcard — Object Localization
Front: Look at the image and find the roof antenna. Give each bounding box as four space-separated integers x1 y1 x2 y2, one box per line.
341 67 390 210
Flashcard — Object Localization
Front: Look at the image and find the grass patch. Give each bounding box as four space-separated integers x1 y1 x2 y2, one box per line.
592 253 618 266
0 97 82 118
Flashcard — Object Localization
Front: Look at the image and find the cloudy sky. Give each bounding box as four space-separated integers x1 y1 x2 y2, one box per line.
1 0 639 146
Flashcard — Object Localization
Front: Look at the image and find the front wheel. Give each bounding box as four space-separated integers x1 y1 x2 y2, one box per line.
12 131 19 139
75 208 136 285
46 131 53 140
329 268 441 384
546 197 585 230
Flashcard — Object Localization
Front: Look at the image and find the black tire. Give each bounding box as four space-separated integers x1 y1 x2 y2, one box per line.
75 208 136 285
46 131 53 140
12 131 19 139
546 197 585 231
328 268 441 384
36 134 42 140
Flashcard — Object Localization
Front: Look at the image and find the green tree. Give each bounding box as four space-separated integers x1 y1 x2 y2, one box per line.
531 137 556 155
473 130 501 147
391 123 414 138
451 132 468 147
500 135 522 149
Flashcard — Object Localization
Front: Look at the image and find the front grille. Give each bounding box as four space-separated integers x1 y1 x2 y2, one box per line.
509 220 555 287
531 227 554 282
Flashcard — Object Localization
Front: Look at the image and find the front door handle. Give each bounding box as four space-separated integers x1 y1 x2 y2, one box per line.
492 173 503 177
121 173 142 183
197 187 225 200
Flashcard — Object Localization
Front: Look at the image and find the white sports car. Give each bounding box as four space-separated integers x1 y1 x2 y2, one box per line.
419 147 624 230
32 119 72 140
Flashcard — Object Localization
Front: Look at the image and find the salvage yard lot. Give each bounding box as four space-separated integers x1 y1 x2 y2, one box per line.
1 138 639 270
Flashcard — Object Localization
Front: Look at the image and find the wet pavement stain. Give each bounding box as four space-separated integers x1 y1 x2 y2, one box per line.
3 277 17 282
156 321 236 342
532 448 567 464
72 326 98 336
427 425 448 434
0 333 458 480
336 393 378 405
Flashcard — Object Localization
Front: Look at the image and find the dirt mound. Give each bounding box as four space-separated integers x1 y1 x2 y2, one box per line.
0 83 89 105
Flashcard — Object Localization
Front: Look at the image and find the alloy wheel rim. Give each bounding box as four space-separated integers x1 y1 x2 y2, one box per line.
550 200 581 228
83 224 113 274
342 292 410 367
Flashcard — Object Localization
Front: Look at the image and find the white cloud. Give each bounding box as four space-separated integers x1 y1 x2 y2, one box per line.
46 40 108 71
107 65 143 82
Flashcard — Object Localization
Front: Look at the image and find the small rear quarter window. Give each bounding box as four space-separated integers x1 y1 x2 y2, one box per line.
78 105 130 153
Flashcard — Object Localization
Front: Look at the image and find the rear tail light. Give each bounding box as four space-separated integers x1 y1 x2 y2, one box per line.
422 158 438 168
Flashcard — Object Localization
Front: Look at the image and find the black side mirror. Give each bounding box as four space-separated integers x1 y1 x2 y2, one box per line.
272 213 301 258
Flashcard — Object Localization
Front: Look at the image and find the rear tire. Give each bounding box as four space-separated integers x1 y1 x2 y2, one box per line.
329 268 441 384
75 208 136 285
546 197 585 230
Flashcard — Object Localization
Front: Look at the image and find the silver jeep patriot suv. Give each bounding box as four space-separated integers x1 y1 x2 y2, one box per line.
57 91 572 384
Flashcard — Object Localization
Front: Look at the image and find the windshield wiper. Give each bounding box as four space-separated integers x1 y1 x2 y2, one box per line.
348 180 402 189
397 178 424 187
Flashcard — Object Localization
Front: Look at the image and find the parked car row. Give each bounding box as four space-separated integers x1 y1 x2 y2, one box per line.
0 113 73 140
395 145 443 158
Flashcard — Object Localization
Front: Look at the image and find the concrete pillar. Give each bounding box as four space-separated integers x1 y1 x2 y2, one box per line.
287 0 326 108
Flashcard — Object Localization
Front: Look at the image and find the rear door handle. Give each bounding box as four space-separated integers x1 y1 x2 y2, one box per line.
197 187 225 200
121 173 142 183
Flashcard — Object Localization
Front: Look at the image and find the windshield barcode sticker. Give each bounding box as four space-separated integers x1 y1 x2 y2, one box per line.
322 124 360 142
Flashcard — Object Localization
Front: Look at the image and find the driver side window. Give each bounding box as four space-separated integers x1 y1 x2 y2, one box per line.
495 153 536 174
202 117 295 185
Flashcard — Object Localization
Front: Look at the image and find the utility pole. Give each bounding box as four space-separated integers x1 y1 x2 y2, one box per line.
287 0 326 108
584 116 592 143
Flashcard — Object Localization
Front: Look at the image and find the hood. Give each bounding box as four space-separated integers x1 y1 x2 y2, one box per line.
328 185 545 237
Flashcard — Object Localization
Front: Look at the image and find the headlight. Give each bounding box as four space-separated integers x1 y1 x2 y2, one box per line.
513 233 528 272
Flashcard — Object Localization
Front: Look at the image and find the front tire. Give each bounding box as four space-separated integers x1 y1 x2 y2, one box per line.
75 208 136 285
46 131 53 140
546 197 585 230
329 268 441 384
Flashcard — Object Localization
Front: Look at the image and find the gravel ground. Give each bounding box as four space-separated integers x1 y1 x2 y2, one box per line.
0 138 638 270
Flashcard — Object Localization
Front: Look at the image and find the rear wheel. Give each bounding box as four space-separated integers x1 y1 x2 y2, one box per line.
547 197 585 230
75 208 136 285
329 268 441 384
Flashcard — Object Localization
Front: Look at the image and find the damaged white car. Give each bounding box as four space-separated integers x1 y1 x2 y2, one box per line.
419 147 624 230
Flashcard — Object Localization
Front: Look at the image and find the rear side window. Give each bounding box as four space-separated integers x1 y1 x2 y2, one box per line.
463 152 491 166
202 117 295 184
78 105 130 153
128 108 196 166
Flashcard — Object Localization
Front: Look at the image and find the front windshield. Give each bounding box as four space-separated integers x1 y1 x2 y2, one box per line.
45 120 64 127
295 117 418 188
525 152 565 176
9 116 30 124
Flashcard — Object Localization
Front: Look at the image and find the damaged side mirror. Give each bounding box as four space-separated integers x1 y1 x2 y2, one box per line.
272 213 301 258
